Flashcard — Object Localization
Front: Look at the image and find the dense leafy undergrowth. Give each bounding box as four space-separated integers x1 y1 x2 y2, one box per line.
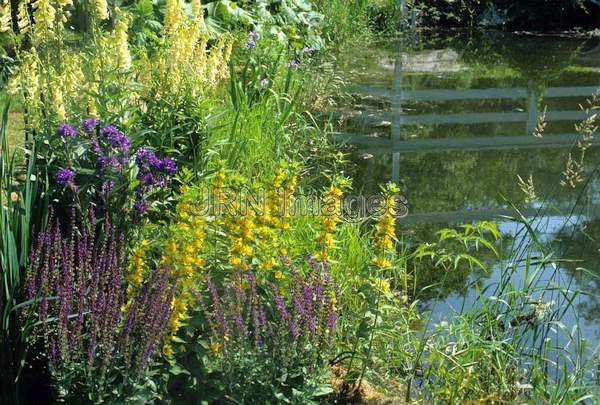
0 0 598 403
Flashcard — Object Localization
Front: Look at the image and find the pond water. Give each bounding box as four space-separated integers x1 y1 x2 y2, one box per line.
337 31 600 345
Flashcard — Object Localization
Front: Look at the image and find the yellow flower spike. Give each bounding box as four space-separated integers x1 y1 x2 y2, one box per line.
17 2 29 33
192 0 203 27
114 11 132 70
87 0 109 20
0 2 12 33
164 0 182 34
53 88 66 121
32 0 56 42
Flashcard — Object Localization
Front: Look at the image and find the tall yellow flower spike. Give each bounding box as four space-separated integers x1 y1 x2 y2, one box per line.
114 10 132 70
92 0 109 21
32 0 56 42
373 183 398 269
164 0 182 34
53 84 66 121
0 2 12 33
316 179 349 261
192 0 204 28
17 2 30 34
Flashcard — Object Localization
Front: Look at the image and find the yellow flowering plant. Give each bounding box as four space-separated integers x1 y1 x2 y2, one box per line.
6 0 233 150
127 161 355 354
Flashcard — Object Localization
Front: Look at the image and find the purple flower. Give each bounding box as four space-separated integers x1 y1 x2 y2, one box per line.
159 158 177 176
100 180 115 197
134 199 149 213
135 148 155 163
55 168 76 187
82 118 99 133
300 46 315 55
245 31 261 48
286 59 299 69
134 149 176 195
56 123 77 139
100 125 130 154
260 78 269 88
27 211 176 379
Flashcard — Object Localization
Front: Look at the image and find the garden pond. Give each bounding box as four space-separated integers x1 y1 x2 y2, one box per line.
337 30 600 347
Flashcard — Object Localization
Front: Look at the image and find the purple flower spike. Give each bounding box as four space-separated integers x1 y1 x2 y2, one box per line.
56 123 77 139
82 118 99 133
287 59 299 69
55 168 76 187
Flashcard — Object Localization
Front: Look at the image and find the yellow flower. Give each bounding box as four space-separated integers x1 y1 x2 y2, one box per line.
210 342 221 355
17 2 29 33
373 257 392 269
274 271 284 280
192 0 204 27
315 250 329 262
181 265 193 277
163 345 174 356
229 256 242 267
240 244 252 257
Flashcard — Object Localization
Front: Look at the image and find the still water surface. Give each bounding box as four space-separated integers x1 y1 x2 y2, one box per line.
337 31 600 344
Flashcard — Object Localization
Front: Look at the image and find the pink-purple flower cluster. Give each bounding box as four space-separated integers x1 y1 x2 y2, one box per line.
194 254 338 362
25 209 176 380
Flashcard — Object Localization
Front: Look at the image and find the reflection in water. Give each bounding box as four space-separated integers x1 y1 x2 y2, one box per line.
336 31 600 342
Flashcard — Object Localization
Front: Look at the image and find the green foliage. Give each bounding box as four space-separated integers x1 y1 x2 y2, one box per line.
414 0 594 29
0 99 47 402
